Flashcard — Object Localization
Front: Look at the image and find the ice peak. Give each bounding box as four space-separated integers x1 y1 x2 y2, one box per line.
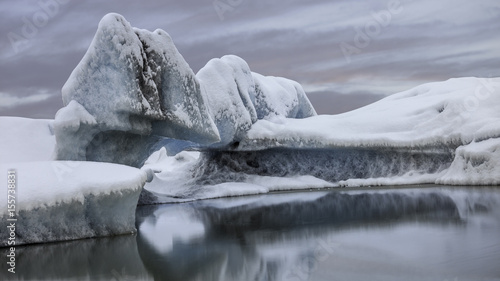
54 13 316 166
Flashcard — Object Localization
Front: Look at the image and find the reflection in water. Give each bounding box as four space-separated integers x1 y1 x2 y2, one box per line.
136 186 500 281
2 186 500 281
0 234 152 280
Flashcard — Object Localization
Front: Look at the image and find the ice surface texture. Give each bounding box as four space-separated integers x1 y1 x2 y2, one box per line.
55 13 315 166
197 55 316 147
193 148 454 185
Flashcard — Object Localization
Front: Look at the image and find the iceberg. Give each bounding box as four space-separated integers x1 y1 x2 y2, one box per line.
197 55 258 147
48 13 500 203
251 72 317 120
55 13 315 166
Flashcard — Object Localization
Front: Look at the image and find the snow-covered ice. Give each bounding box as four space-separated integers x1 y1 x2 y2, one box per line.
240 77 500 150
251 72 316 120
138 77 500 202
197 55 258 147
56 13 220 166
0 161 146 246
437 138 500 185
55 13 315 166
197 55 316 147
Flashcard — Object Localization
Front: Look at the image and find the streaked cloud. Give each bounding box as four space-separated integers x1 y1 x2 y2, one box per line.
0 91 53 108
1 0 499 118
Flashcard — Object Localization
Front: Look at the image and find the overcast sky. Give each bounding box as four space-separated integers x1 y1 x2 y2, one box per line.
1 0 499 118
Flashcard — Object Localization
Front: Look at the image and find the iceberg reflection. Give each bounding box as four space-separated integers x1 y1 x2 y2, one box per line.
136 186 500 281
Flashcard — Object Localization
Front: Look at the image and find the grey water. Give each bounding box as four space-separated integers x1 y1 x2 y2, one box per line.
2 185 500 281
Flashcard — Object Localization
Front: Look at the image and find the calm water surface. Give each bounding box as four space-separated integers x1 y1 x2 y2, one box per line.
2 185 500 281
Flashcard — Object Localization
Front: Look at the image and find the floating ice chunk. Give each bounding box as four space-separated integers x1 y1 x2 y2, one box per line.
138 76 500 203
0 161 147 246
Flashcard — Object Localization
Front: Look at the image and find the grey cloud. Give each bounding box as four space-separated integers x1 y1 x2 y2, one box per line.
0 93 62 119
0 0 499 118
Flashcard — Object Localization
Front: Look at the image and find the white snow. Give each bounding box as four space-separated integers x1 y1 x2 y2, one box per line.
0 117 55 163
240 77 500 150
197 55 257 146
54 100 96 130
252 72 317 119
0 161 146 213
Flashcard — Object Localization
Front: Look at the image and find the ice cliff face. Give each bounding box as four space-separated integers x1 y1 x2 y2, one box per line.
55 13 316 166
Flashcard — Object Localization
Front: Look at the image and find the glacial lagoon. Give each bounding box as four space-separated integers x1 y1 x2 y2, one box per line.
2 185 500 281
